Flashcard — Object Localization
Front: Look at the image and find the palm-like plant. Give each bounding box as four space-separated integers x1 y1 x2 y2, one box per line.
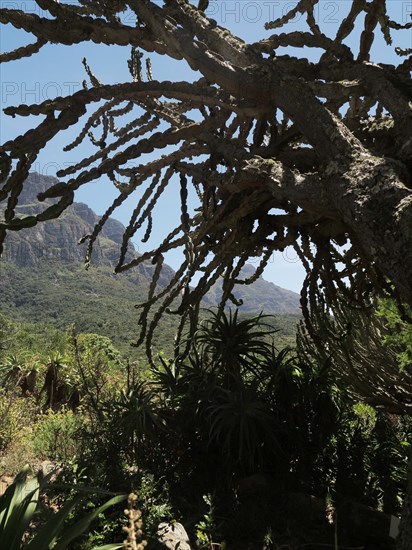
153 351 218 415
109 382 166 463
0 353 24 387
207 381 282 474
150 310 292 477
258 345 300 390
151 356 184 403
40 352 68 409
0 354 41 398
194 310 277 385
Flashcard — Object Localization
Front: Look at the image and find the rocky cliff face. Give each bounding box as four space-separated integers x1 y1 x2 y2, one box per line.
1 173 300 314
1 173 175 286
2 173 133 267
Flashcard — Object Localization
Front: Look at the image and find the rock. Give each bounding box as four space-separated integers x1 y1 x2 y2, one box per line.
337 497 392 543
0 475 14 496
157 522 192 550
1 173 178 283
40 460 56 477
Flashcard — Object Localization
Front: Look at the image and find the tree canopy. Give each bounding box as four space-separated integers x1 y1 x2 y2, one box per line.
0 0 411 357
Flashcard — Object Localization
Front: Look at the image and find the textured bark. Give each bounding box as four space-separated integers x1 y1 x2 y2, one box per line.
240 154 412 306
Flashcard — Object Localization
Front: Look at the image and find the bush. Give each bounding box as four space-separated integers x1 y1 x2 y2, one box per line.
0 389 36 453
33 408 86 462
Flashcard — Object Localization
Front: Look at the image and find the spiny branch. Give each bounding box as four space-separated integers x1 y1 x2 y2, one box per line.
1 0 411 361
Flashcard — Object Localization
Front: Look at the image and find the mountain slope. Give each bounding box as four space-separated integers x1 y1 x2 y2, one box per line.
0 173 301 353
204 263 301 314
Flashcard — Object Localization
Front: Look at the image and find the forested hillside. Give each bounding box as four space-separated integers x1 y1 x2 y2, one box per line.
1 173 301 354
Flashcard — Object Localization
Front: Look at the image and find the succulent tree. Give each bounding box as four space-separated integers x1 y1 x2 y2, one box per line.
1 1 412 545
0 0 411 361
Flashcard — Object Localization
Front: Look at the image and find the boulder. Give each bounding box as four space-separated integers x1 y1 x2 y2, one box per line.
157 522 192 550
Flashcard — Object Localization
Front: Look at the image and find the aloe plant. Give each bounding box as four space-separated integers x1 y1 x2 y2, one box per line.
0 465 127 550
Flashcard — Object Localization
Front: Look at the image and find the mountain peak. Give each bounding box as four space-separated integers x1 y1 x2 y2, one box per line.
1 172 137 267
1 172 300 314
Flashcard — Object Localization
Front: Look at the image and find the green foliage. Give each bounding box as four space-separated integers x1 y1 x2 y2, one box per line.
0 305 411 548
33 409 86 462
194 309 277 381
195 494 224 549
378 299 412 370
136 473 172 541
0 465 40 550
0 313 14 360
1 260 299 360
64 329 127 417
71 333 123 369
0 465 126 550
0 261 189 360
0 314 68 364
0 354 24 388
107 382 165 463
0 389 36 453
147 310 302 508
207 382 280 473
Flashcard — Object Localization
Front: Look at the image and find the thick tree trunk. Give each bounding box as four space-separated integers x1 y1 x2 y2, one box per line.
242 153 412 307
330 155 412 308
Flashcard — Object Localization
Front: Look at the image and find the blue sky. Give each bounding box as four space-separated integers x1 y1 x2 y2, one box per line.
1 0 411 292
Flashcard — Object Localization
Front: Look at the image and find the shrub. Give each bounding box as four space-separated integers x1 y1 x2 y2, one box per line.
33 408 86 462
0 389 36 453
